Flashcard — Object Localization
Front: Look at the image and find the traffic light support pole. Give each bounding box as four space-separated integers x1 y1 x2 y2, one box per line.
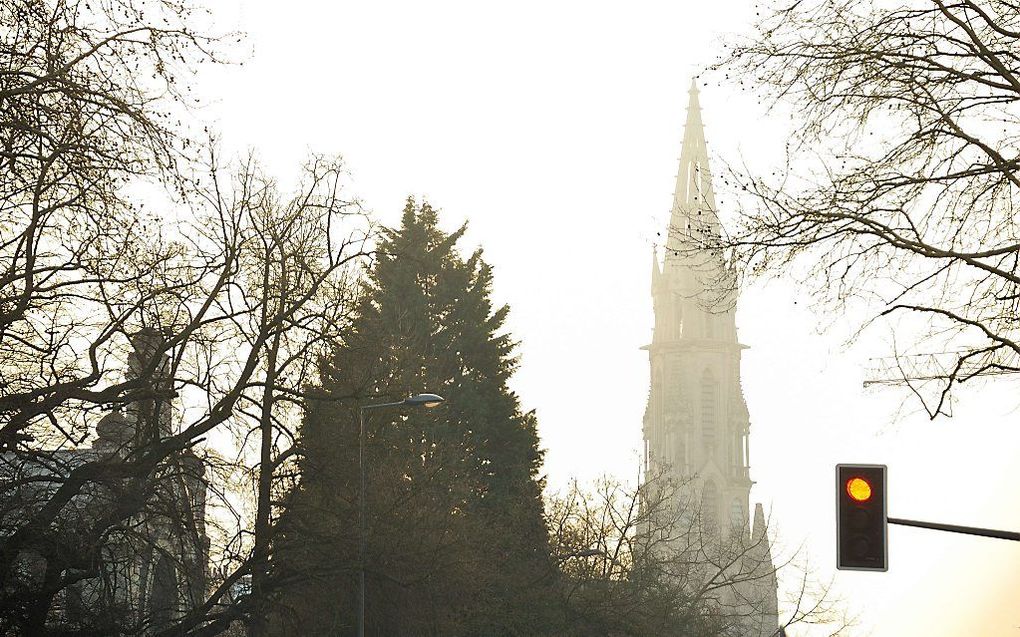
888 517 1020 542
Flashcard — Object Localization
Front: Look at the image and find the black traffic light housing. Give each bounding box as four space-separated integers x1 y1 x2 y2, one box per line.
836 464 887 571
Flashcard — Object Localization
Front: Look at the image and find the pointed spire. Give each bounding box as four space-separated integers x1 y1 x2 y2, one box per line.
650 245 661 292
666 79 719 259
752 502 768 542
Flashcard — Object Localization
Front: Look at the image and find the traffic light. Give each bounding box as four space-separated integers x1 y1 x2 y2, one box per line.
836 464 887 571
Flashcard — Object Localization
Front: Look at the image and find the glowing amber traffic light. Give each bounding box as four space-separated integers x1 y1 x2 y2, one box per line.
846 477 873 502
836 464 887 571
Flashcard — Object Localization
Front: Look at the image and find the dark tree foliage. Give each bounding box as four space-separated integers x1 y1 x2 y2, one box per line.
272 199 555 635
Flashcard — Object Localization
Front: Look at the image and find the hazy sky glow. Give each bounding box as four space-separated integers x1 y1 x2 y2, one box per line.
197 2 1020 634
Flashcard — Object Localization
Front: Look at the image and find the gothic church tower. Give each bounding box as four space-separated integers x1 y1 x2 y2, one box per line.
642 80 781 636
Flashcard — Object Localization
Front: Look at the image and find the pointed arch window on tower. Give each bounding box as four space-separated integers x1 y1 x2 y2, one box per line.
672 294 683 340
730 427 742 478
700 369 717 454
701 480 719 536
694 162 703 204
149 553 178 628
703 311 716 339
729 498 745 534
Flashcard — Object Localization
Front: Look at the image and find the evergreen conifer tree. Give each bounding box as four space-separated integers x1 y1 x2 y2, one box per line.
272 199 555 635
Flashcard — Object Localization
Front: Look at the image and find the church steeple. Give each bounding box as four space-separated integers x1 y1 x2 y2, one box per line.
667 79 719 259
641 81 780 637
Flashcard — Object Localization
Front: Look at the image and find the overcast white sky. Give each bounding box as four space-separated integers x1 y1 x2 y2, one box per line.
196 2 1020 635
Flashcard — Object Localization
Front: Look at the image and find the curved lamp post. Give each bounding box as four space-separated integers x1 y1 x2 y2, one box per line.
357 393 445 637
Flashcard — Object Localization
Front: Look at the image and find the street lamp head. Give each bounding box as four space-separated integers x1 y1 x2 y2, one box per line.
403 393 445 408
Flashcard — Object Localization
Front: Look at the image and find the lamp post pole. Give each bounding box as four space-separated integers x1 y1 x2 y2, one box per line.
357 405 370 637
356 394 445 637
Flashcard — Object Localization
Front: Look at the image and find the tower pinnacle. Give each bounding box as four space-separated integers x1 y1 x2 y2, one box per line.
667 79 719 258
650 245 661 292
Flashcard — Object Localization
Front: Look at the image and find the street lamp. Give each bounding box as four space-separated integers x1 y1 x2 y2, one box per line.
357 393 446 637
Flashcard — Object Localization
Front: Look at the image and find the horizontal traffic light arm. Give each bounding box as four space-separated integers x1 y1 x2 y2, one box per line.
888 517 1020 542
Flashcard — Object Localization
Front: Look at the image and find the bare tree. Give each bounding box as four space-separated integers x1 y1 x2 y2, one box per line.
707 0 1020 416
546 470 851 636
201 152 365 636
1 1 369 634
